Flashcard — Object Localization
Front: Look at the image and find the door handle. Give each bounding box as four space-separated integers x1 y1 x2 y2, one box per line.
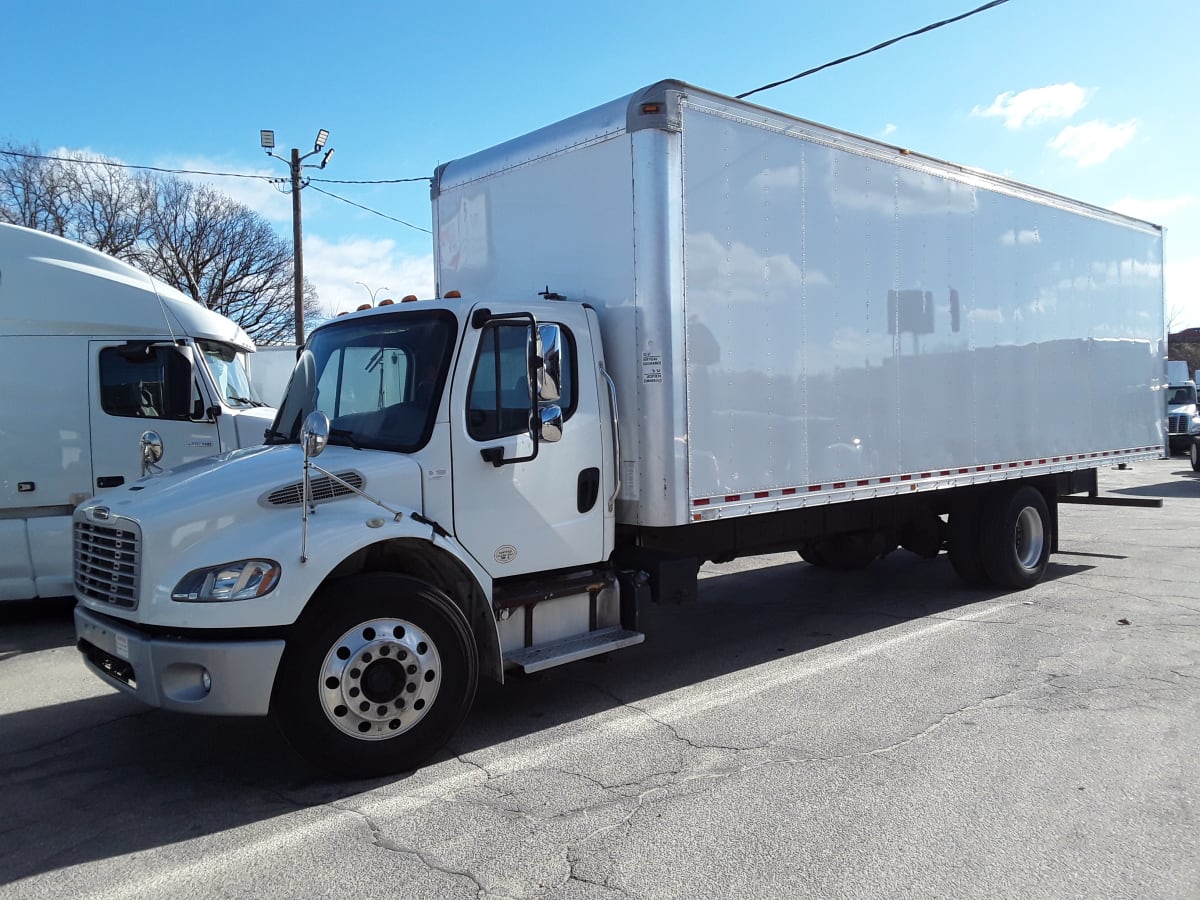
96 476 125 488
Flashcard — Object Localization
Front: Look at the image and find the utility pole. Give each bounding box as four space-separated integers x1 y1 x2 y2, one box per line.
260 128 335 347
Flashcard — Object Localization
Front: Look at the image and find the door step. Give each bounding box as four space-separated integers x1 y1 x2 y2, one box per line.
505 626 644 674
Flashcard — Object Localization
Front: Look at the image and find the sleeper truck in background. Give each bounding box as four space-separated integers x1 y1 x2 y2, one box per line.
72 81 1165 776
0 223 274 601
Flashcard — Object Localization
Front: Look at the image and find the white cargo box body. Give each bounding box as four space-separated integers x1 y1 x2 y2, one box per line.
433 80 1165 528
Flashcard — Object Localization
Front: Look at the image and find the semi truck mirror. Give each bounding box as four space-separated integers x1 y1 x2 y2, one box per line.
301 411 330 458
163 347 195 419
537 324 563 403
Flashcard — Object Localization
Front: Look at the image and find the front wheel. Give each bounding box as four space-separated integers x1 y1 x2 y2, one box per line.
272 573 478 778
1190 440 1200 472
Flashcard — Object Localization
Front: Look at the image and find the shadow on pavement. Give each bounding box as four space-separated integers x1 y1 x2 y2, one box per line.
0 551 1092 885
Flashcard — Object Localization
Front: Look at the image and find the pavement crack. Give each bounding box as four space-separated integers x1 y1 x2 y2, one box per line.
331 801 497 897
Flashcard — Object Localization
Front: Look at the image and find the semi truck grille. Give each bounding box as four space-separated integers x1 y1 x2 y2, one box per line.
1168 413 1189 435
265 471 364 506
74 522 140 608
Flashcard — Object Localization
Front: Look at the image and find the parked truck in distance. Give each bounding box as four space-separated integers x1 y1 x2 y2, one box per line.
72 81 1165 777
0 223 275 601
1164 359 1200 457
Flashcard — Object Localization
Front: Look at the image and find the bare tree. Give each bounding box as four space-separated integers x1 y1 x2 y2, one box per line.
0 142 75 234
141 178 320 344
0 144 316 345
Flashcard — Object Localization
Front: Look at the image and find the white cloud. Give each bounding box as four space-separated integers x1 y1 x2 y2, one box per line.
1109 195 1195 224
304 235 435 319
881 123 897 138
1166 256 1200 330
972 83 1094 129
1048 119 1138 167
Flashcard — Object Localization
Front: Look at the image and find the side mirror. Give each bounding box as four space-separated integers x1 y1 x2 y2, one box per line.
537 323 562 403
301 411 330 458
539 405 563 443
140 430 164 476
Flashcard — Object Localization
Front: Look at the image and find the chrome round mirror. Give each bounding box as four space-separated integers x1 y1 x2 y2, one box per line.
140 430 164 466
301 411 330 458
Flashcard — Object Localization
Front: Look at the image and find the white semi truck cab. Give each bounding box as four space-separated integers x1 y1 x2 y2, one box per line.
0 222 275 602
72 81 1165 777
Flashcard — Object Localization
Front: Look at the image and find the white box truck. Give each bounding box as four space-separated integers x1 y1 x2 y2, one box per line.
71 81 1165 776
0 223 275 601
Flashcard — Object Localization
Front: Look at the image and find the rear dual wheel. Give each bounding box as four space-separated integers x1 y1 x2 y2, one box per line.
949 486 1051 590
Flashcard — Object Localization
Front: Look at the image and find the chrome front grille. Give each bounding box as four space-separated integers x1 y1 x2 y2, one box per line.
74 522 140 608
265 471 364 506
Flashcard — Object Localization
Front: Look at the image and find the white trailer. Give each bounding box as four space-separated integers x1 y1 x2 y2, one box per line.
72 81 1164 777
0 223 275 601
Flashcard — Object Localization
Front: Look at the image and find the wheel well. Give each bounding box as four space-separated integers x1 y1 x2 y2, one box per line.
313 538 502 683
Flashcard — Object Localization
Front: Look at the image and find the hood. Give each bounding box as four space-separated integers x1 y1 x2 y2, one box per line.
82 443 425 532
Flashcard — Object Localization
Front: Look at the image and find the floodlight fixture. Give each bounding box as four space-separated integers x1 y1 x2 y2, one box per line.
314 129 329 150
320 148 335 169
260 130 275 150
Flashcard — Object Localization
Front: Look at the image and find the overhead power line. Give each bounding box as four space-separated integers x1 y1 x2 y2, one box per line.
0 148 430 187
737 0 1012 100
307 184 431 234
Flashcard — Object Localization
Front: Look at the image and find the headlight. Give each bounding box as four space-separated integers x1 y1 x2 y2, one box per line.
172 559 281 602
1191 416 1200 434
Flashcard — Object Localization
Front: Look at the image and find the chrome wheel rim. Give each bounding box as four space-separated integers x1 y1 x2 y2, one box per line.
319 617 442 740
1014 506 1045 570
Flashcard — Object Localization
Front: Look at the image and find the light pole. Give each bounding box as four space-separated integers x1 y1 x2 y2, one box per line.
260 128 335 347
355 281 390 307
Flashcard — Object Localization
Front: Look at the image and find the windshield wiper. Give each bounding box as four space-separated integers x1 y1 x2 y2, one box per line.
263 427 293 444
229 394 270 408
329 428 362 450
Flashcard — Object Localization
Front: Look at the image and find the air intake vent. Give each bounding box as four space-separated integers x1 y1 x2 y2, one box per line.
265 471 365 506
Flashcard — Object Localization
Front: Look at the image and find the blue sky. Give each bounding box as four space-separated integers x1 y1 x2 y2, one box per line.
5 0 1198 329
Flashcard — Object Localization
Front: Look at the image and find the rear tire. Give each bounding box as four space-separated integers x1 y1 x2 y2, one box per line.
947 504 989 586
272 573 478 778
979 486 1051 589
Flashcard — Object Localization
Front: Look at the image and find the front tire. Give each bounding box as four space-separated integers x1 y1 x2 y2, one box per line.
979 486 1051 589
1190 440 1200 472
272 573 478 778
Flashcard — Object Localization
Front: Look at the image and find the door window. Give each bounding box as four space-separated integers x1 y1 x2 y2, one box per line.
467 322 576 441
98 345 198 420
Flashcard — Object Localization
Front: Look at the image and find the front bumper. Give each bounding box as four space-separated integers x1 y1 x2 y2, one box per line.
74 606 286 716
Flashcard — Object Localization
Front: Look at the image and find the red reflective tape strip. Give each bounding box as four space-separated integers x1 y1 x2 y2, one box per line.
808 485 823 492
783 487 797 495
754 491 769 499
857 480 870 486
725 495 740 502
693 498 710 506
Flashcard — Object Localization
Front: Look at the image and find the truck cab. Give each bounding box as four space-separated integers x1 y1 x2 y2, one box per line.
0 223 275 601
1165 381 1199 455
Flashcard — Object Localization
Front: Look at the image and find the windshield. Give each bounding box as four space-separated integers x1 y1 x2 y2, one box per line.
198 339 266 408
268 310 458 452
1166 385 1197 406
